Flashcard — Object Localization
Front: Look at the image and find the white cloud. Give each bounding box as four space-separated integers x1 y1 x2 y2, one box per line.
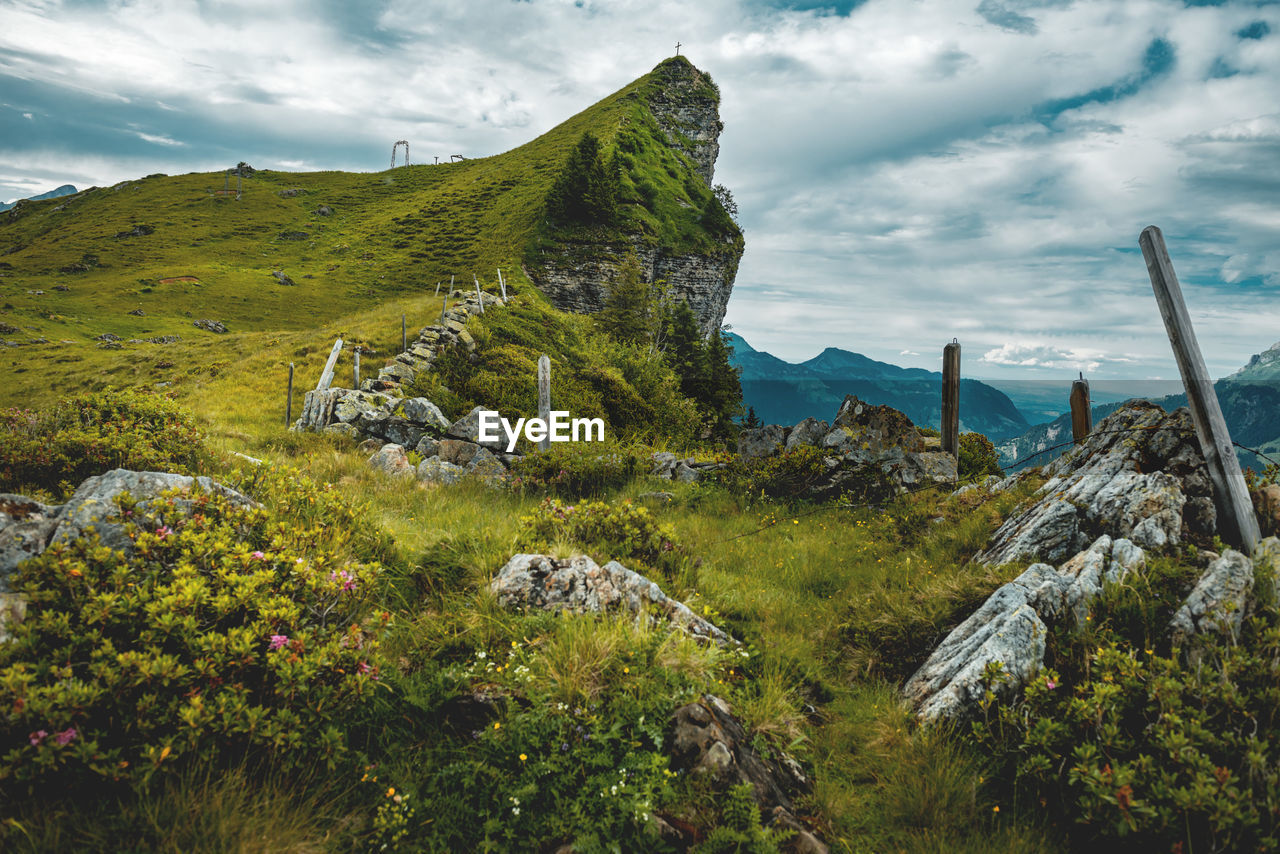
0 0 1277 379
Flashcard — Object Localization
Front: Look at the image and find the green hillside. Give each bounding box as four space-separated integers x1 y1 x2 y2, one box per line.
0 57 737 413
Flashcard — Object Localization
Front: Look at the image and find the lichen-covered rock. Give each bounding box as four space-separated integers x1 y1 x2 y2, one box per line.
832 395 926 454
323 422 358 439
651 451 678 478
380 416 424 450
417 457 465 486
466 447 508 484
0 495 61 592
446 406 511 451
439 438 483 467
668 694 826 852
401 397 450 432
490 554 733 644
51 470 254 553
333 390 396 425
904 535 1147 722
414 436 440 459
1171 550 1255 643
368 443 415 479
977 402 1213 567
784 418 829 452
738 425 787 460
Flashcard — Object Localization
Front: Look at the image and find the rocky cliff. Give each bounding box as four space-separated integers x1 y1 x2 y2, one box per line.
528 57 743 335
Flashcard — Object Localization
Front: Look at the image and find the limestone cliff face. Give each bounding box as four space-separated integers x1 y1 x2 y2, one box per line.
528 57 742 335
647 58 723 186
530 238 740 336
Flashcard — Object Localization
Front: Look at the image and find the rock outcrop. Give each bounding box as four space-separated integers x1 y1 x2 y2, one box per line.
527 58 742 334
668 694 827 853
903 536 1146 722
977 402 1214 566
490 553 733 644
736 395 958 498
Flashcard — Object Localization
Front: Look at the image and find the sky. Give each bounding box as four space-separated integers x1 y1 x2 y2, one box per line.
2 0 1278 381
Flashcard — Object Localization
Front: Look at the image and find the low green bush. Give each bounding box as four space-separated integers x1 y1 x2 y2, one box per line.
0 468 389 796
968 553 1280 852
0 390 211 500
509 442 647 497
517 497 682 576
714 446 828 500
958 432 1003 481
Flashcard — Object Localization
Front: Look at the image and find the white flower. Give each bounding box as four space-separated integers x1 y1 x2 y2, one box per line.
512 807 520 816
477 651 487 660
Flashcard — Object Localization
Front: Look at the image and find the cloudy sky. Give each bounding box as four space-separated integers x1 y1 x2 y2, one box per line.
2 0 1278 380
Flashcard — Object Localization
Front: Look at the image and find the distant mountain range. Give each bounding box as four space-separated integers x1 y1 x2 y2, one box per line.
996 341 1280 471
0 184 77 213
728 333 1030 441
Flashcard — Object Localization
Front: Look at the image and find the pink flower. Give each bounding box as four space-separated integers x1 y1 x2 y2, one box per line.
155 526 171 540
54 728 77 746
268 634 289 651
251 551 265 560
1046 678 1057 690
29 729 47 746
330 570 356 592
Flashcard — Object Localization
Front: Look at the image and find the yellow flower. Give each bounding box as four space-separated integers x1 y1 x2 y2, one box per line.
494 722 501 730
623 666 630 673
992 805 1000 813
519 753 527 762
386 787 395 798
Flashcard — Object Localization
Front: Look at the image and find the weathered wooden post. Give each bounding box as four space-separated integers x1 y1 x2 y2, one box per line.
435 281 441 297
941 339 960 457
1140 225 1259 553
440 293 448 324
316 338 343 392
474 274 485 314
537 354 551 452
1069 373 1091 444
285 362 294 425
353 347 361 388
497 267 507 302
401 314 407 352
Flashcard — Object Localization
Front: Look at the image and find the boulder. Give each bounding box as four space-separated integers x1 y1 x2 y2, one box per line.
977 402 1213 567
0 495 62 592
323 422 358 439
270 270 295 287
738 425 788 460
439 438 483 468
333 390 395 424
381 416 424 449
50 469 254 553
904 536 1146 722
368 444 415 479
832 395 924 454
651 452 678 479
446 406 510 451
192 319 227 334
668 695 825 852
784 418 829 452
673 461 700 483
414 436 440 459
466 447 508 483
490 554 734 644
417 457 465 486
1252 484 1280 538
401 397 450 432
1170 550 1255 643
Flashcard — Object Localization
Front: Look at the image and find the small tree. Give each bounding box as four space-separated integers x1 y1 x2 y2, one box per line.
597 253 653 347
545 132 619 227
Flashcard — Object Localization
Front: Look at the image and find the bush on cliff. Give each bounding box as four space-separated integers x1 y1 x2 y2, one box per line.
958 432 1003 481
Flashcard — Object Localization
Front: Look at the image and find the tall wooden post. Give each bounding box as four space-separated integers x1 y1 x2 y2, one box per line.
1069 373 1091 444
316 338 343 392
537 354 551 452
440 294 448 324
353 348 361 388
497 268 507 302
401 314 407 352
1140 225 1259 553
474 274 484 314
941 339 960 457
435 281 441 297
285 362 294 425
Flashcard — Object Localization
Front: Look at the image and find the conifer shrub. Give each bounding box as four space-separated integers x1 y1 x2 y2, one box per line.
715 445 830 500
0 390 211 499
0 467 390 795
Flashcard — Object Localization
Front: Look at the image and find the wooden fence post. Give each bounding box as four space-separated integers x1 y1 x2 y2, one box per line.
316 338 343 392
537 354 551 452
435 281 441 297
1070 373 1092 444
401 314 407 352
497 268 507 302
353 348 361 389
941 339 960 457
285 362 294 425
1140 225 1259 553
474 274 485 314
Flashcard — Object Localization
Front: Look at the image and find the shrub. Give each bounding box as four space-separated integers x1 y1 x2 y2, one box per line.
517 497 681 576
0 468 389 795
0 390 211 499
714 446 830 501
958 432 1002 481
967 554 1280 852
509 442 646 497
